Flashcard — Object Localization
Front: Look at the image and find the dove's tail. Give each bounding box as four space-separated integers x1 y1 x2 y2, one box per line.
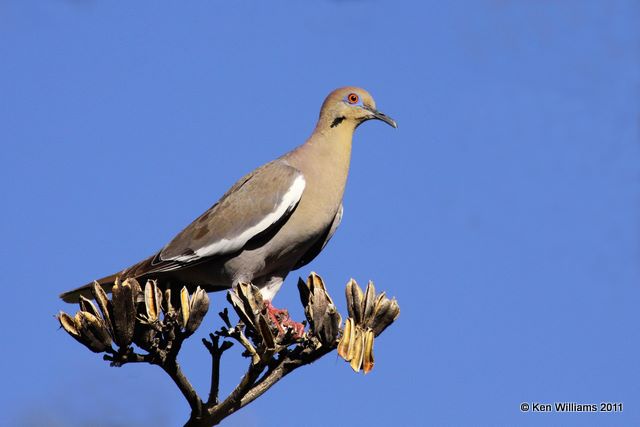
59 273 118 303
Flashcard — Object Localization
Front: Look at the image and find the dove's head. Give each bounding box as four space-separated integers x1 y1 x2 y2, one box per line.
318 87 397 131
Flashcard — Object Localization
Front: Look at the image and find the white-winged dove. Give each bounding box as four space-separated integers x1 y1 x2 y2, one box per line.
61 87 396 308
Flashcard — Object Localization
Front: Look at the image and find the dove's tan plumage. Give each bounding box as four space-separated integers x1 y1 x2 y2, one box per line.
61 87 396 303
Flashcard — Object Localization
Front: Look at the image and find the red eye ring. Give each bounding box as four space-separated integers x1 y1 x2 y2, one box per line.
347 93 359 104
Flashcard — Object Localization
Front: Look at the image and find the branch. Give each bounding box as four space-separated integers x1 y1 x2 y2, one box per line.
209 360 266 423
202 334 233 405
238 343 335 410
57 273 400 427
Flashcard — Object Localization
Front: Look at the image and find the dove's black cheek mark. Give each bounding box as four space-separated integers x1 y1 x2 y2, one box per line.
331 116 345 128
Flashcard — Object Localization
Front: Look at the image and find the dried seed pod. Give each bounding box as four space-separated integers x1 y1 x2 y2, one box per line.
319 304 341 345
227 283 255 329
227 282 263 330
144 280 162 322
371 297 400 336
297 277 312 316
337 317 355 360
362 329 375 374
134 323 157 352
298 273 340 344
349 327 365 373
346 279 363 324
111 278 138 348
185 287 209 335
308 272 324 288
372 292 387 315
257 313 276 349
163 288 174 316
59 311 109 353
339 278 400 373
79 296 101 320
238 282 264 321
74 311 112 353
91 281 113 336
347 324 361 363
309 272 334 305
180 286 190 329
298 277 317 329
362 281 377 327
58 311 79 338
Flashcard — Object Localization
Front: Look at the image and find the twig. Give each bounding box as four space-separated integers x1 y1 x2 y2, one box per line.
237 341 336 411
183 360 266 427
103 347 154 365
203 334 234 405
211 360 266 419
184 338 337 426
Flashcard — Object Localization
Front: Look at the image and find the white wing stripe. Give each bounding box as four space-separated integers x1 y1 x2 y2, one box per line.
170 175 306 262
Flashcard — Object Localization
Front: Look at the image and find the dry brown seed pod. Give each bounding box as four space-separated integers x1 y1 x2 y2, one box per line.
58 311 79 338
185 287 209 335
337 317 355 360
134 323 157 352
90 281 113 336
125 277 142 300
373 292 386 313
238 282 264 320
363 329 375 374
257 313 276 349
347 323 361 363
227 282 262 330
309 271 323 289
297 273 340 343
74 311 112 353
297 277 311 309
58 311 109 353
349 327 365 373
144 280 162 322
298 276 319 330
227 285 253 329
319 304 341 345
163 288 174 316
346 279 363 324
297 278 313 324
309 272 332 302
79 296 101 320
371 297 400 337
362 281 377 326
180 286 190 329
111 278 138 348
80 311 111 344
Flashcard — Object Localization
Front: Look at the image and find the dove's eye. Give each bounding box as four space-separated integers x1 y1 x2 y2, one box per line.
347 93 359 104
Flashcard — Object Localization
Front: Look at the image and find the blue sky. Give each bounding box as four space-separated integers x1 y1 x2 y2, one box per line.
1 1 639 426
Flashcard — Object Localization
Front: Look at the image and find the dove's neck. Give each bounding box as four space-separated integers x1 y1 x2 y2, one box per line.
287 123 354 217
304 121 354 184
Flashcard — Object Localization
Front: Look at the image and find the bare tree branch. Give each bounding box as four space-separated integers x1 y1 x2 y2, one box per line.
202 334 234 406
57 273 400 427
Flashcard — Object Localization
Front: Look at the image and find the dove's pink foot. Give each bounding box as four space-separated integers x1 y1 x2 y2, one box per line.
264 301 305 339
